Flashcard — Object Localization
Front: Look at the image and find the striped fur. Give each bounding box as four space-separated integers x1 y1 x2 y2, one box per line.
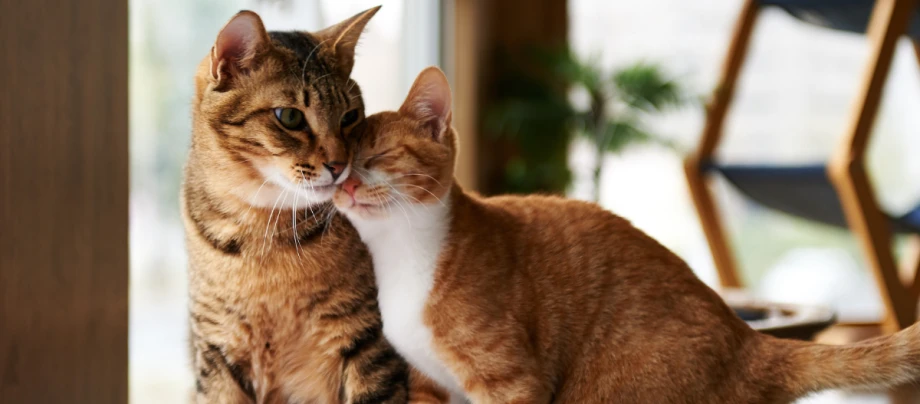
182 10 446 404
334 67 920 403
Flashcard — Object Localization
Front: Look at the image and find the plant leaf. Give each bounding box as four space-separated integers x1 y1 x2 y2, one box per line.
612 63 684 112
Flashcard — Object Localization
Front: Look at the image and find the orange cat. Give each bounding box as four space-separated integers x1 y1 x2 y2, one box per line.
333 66 920 403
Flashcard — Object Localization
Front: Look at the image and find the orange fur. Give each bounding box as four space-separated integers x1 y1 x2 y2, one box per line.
335 67 920 403
183 10 446 404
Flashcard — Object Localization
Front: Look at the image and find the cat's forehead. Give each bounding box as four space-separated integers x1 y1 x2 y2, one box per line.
364 113 416 145
268 31 337 79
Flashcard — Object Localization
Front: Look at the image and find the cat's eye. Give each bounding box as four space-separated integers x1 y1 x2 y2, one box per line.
340 109 359 127
274 108 306 130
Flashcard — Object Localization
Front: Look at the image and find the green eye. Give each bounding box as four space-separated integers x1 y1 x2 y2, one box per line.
274 108 306 130
340 109 359 127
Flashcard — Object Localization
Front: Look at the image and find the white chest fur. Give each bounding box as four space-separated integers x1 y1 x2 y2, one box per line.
347 202 466 400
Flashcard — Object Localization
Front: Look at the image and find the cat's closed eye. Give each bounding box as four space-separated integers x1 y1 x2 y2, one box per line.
274 107 306 131
362 154 384 168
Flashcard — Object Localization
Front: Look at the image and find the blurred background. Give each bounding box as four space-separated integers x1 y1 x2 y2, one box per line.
129 0 920 402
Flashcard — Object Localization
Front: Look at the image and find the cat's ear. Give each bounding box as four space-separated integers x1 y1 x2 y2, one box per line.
400 66 452 141
314 6 380 79
209 11 271 84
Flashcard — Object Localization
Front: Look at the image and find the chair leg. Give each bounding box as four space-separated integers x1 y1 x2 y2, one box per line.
912 38 920 68
828 0 919 333
904 236 920 297
685 0 759 289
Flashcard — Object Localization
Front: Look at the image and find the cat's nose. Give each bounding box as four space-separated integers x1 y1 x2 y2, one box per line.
323 161 347 181
342 177 361 197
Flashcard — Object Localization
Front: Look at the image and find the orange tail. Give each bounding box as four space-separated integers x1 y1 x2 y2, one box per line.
767 322 920 398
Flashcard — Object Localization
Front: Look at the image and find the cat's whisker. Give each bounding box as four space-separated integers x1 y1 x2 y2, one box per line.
270 190 291 241
392 189 426 207
301 38 331 88
321 205 337 246
263 190 292 262
300 172 321 224
260 188 288 263
386 192 413 228
240 178 271 223
291 188 303 259
393 182 446 207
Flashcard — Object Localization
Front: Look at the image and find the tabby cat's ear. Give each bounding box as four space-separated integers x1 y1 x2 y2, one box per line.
209 10 271 84
400 66 452 141
314 6 380 79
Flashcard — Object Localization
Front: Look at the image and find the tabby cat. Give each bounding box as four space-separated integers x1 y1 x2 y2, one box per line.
333 66 920 404
182 9 446 404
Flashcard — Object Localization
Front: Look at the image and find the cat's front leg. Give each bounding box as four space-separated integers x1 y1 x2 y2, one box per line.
438 329 551 404
339 324 412 404
191 340 254 404
461 375 549 404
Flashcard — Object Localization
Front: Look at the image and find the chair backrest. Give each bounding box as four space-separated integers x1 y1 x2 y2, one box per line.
764 0 920 38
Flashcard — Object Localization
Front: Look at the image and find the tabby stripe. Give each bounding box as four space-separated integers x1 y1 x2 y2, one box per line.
343 88 352 108
351 365 409 404
357 347 401 377
192 313 219 326
301 288 332 316
185 189 243 255
220 107 272 127
239 138 263 148
206 344 256 400
341 324 382 360
194 218 242 255
270 126 303 149
400 144 430 166
321 295 377 320
290 223 325 245
313 81 325 104
352 385 403 404
228 362 256 400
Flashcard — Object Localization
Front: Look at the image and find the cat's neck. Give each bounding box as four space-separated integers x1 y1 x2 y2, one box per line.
347 185 456 277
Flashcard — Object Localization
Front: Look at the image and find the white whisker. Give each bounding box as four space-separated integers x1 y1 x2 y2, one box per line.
260 188 289 263
301 39 331 88
393 182 446 207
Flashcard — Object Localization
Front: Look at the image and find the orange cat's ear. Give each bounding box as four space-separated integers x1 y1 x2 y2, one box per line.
314 6 380 79
209 11 270 84
400 66 452 141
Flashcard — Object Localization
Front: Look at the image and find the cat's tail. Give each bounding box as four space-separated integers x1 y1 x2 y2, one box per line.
764 322 920 398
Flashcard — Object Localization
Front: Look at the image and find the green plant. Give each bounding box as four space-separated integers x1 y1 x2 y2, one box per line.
488 48 688 201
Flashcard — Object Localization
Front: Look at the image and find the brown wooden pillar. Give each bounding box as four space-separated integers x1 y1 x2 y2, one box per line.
0 0 129 402
446 0 569 194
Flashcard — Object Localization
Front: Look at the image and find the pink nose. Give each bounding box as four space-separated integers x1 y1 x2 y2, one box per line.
342 177 361 197
323 162 347 181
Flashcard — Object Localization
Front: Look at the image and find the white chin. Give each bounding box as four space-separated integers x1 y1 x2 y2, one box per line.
341 203 387 221
295 187 334 204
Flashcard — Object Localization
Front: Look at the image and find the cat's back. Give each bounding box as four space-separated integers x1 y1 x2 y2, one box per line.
454 190 703 304
466 192 653 255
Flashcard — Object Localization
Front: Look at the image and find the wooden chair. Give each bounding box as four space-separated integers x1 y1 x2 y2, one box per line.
685 0 920 335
